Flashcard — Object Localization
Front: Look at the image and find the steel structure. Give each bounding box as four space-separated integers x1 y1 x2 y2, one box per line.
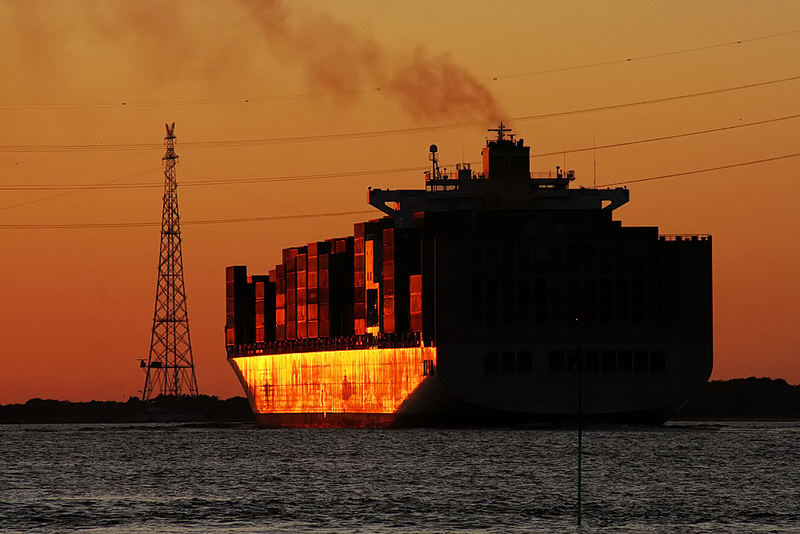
141 122 199 399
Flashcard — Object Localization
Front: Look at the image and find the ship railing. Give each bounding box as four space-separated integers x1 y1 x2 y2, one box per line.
659 234 711 242
227 332 428 358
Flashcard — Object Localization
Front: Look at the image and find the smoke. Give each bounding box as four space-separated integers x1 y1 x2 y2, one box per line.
239 0 504 124
0 1 252 96
1 0 504 123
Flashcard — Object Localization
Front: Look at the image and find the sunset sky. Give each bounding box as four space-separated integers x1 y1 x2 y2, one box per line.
1 1 799 403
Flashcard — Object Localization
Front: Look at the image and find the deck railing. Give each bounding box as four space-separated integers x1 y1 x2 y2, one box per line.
659 234 711 242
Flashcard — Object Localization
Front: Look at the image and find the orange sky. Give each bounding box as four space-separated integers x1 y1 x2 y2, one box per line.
1 1 799 403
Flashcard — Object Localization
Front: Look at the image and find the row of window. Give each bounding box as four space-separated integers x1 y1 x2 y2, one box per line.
483 351 533 375
482 349 667 376
469 243 685 278
469 276 682 328
548 349 666 374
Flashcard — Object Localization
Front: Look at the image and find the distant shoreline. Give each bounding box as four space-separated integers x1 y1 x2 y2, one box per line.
1 377 797 424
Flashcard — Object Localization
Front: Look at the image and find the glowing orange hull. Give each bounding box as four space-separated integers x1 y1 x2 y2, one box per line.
228 346 438 428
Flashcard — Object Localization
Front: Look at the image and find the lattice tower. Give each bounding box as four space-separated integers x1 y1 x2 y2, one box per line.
141 123 199 399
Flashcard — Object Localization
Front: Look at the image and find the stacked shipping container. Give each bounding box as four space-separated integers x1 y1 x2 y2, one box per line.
225 218 426 354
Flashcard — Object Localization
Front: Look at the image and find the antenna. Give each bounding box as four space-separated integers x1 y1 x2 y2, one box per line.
141 123 199 400
487 121 511 142
593 132 597 188
428 144 441 180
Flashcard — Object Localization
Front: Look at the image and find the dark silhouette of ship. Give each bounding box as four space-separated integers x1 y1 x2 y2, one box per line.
225 124 712 427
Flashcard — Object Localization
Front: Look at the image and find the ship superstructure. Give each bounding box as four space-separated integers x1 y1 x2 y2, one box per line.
226 124 712 427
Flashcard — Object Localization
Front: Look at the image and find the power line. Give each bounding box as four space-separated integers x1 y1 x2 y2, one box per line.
3 152 798 230
0 124 460 153
533 112 800 157
0 165 429 191
1 28 797 110
601 152 800 186
0 166 160 210
492 29 800 79
513 74 800 121
3 112 799 192
0 210 375 230
2 73 799 154
0 90 369 111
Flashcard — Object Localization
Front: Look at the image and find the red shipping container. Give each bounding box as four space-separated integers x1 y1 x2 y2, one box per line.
354 254 365 271
287 306 297 322
384 314 395 334
410 312 423 332
276 308 286 325
298 322 307 339
355 237 365 254
276 293 286 308
319 254 329 270
297 288 307 305
308 288 318 304
319 322 330 338
354 305 366 320
297 271 307 288
297 254 307 271
319 270 330 289
410 274 423 294
287 322 297 339
355 318 366 335
276 324 286 340
320 303 330 320
308 321 318 338
411 293 423 313
308 303 318 321
354 271 366 287
255 281 265 299
354 287 366 303
298 305 307 322
384 279 395 296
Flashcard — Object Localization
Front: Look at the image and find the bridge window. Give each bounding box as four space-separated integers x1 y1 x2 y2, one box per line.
651 351 666 373
548 350 566 373
517 351 532 374
484 352 499 374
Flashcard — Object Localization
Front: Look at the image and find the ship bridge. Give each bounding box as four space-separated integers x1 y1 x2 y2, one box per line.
369 124 629 228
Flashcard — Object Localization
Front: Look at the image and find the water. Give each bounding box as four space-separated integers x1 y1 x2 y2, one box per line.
1 422 798 533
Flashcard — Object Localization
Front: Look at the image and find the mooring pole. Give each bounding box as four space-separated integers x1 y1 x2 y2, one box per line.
577 344 583 527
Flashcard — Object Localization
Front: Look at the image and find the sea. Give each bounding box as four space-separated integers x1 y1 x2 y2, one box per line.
0 421 798 533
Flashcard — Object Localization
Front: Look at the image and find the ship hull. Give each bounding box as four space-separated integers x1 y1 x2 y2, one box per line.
229 342 710 427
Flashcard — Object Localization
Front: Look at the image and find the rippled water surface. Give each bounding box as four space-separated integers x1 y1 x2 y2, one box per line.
1 421 798 533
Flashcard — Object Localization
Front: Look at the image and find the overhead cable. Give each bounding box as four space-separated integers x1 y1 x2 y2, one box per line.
601 152 800 186
0 210 375 230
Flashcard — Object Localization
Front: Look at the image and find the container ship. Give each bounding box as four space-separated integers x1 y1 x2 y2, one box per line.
225 124 712 427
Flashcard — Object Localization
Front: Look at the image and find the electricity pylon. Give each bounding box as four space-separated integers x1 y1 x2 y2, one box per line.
141 122 199 399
